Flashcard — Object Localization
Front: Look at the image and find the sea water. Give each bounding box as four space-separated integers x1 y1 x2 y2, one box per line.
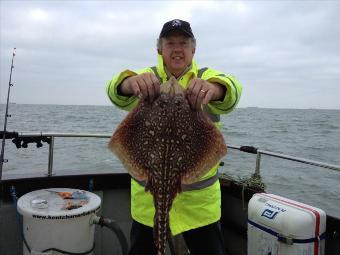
1 104 339 217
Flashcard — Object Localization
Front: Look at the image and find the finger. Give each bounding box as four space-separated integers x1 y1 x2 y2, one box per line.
186 79 198 110
144 75 155 103
137 77 149 99
130 80 141 97
186 78 198 96
186 93 194 109
190 80 203 110
203 89 214 105
151 75 160 98
186 81 193 96
195 87 206 110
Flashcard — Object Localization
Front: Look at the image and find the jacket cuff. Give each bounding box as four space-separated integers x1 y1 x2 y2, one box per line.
206 75 242 115
106 70 139 110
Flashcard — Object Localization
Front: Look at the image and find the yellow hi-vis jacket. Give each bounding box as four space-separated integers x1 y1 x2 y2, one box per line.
106 55 242 235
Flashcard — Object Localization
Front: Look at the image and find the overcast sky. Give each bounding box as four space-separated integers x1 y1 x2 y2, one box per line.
0 0 339 109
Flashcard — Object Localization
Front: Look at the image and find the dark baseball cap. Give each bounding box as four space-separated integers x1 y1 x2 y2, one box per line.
159 19 194 38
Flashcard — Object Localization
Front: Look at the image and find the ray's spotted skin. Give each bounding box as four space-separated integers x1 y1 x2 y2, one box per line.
108 77 227 255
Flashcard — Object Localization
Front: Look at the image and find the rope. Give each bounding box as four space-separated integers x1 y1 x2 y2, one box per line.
220 173 266 211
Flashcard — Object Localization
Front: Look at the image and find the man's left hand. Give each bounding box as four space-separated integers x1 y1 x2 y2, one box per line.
186 78 226 111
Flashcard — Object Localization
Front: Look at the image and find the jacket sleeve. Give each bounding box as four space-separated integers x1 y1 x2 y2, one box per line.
201 68 243 115
106 67 152 111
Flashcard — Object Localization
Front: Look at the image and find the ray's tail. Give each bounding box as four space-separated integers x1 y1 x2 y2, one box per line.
153 192 172 255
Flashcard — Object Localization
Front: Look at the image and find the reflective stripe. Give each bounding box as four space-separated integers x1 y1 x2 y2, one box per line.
150 66 161 82
133 171 219 192
181 172 219 192
197 67 208 79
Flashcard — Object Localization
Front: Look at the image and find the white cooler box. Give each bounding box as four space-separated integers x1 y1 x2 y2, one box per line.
17 188 101 255
248 193 326 255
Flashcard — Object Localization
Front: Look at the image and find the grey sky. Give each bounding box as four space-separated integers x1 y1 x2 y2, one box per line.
1 0 339 109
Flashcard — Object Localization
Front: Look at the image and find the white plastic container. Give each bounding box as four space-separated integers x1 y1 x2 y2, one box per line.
248 193 326 255
17 188 101 255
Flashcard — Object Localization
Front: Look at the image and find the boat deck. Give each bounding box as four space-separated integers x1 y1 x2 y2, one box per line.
1 172 339 254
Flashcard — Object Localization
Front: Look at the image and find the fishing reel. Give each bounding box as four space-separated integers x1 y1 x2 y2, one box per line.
12 136 51 149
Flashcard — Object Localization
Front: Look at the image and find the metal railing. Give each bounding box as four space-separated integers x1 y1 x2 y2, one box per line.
228 145 340 174
1 132 340 180
17 132 112 177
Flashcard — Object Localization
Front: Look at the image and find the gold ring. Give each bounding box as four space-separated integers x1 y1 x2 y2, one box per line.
200 89 206 93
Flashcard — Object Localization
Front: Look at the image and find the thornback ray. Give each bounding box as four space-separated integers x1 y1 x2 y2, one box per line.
108 77 227 255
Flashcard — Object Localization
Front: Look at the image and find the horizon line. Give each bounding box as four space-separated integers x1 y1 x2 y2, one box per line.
0 102 339 111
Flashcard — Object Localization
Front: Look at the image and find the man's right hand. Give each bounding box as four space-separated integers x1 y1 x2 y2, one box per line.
118 73 160 103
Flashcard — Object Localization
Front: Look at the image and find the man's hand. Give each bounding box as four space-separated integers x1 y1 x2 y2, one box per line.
186 78 226 110
119 73 160 102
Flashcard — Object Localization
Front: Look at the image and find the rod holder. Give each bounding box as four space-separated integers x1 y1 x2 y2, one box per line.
255 152 261 177
47 136 54 177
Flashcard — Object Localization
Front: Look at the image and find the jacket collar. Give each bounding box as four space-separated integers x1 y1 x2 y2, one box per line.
157 54 198 81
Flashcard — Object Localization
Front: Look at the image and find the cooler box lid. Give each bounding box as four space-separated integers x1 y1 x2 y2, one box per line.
17 188 101 218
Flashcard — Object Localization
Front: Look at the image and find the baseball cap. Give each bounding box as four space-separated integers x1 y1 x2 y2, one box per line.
159 19 194 38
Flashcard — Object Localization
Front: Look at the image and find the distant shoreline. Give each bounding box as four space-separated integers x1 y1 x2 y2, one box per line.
0 103 339 111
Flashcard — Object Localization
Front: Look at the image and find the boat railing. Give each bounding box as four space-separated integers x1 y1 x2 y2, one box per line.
0 132 339 181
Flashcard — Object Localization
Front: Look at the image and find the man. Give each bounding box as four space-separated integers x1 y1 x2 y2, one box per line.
106 19 242 255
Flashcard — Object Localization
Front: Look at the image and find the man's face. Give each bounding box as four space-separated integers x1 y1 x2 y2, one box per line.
159 31 195 77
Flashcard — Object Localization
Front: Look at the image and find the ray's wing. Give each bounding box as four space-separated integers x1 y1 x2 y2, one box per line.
108 101 153 181
175 109 227 185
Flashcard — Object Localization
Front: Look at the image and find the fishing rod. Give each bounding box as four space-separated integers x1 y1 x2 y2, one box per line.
0 48 16 181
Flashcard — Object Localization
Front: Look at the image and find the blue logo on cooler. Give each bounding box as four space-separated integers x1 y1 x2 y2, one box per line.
261 209 279 219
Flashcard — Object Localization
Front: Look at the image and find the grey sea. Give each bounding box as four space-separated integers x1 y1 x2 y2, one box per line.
1 104 340 217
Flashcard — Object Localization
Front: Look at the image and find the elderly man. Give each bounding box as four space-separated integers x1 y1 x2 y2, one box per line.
106 19 242 255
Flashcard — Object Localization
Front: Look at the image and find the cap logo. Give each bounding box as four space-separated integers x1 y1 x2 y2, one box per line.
172 19 182 27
